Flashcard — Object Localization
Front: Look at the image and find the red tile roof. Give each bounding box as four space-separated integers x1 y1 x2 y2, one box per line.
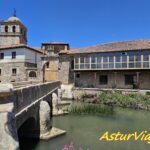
67 39 150 54
42 42 69 45
0 44 43 54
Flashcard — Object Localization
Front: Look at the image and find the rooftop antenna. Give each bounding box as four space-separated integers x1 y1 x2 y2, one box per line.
13 8 16 17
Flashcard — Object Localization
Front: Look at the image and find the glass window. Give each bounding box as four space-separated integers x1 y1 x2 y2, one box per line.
85 64 90 69
97 57 101 63
122 63 127 68
80 64 84 69
103 57 108 63
116 56 121 62
97 64 102 69
122 56 127 62
135 62 141 68
91 64 96 69
109 57 114 62
80 57 84 63
129 63 134 68
129 55 134 62
85 57 90 63
75 65 79 69
143 55 149 61
135 55 141 61
0 53 4 59
103 64 108 68
99 75 108 85
12 52 16 59
91 56 96 63
143 62 149 68
109 63 114 68
116 63 121 68
103 56 107 62
75 57 79 64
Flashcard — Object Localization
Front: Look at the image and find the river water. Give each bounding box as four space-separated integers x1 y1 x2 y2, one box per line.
20 107 150 150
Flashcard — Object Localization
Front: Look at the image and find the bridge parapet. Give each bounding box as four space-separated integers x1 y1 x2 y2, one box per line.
13 81 60 114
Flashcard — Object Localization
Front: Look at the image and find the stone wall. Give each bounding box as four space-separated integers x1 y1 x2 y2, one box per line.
0 62 26 83
74 70 150 90
45 57 59 81
58 54 74 84
0 36 22 47
73 88 150 100
0 62 42 83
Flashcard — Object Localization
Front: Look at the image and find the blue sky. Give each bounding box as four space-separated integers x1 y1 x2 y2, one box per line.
0 0 150 48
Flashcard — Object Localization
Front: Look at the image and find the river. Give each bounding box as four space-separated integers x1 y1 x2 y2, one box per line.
20 107 150 150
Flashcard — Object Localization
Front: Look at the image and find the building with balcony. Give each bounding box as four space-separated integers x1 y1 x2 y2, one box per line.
0 12 43 83
65 40 150 89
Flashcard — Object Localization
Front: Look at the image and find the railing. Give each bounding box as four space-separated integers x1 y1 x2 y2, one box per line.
74 53 150 70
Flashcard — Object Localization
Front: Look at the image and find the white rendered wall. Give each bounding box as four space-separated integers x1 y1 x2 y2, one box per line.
0 47 42 64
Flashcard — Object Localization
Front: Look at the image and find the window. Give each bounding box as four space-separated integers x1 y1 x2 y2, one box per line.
71 60 74 69
29 71 36 77
12 69 17 76
103 57 108 63
0 53 4 59
122 52 127 55
80 57 84 63
12 52 16 59
12 26 16 33
75 57 79 64
143 55 149 61
85 57 90 63
5 26 8 32
46 62 49 68
91 56 96 63
20 28 23 34
99 75 108 85
125 75 134 85
76 73 80 78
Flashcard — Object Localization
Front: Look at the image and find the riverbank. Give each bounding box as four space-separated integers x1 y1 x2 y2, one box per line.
72 88 150 111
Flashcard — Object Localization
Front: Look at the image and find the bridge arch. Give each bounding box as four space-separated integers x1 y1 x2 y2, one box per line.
17 117 38 138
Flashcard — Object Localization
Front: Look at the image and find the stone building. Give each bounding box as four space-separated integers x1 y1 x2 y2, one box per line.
41 42 73 83
0 13 43 83
64 40 150 90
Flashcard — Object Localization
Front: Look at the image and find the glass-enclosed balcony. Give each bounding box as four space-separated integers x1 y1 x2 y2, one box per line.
74 50 150 70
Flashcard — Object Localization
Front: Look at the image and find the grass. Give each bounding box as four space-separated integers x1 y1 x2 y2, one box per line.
69 102 113 115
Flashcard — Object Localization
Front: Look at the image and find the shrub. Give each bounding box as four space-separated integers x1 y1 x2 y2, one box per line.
99 91 149 110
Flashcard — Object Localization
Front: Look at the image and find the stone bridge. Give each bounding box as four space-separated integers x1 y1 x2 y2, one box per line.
0 81 61 150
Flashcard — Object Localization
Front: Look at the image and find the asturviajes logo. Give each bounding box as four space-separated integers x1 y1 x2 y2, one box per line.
99 131 150 144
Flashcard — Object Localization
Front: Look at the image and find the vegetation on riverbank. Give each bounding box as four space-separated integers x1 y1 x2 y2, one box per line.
99 91 150 110
69 102 113 115
69 91 150 115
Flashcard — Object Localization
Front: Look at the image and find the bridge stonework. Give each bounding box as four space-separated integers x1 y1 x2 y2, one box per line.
0 81 60 150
